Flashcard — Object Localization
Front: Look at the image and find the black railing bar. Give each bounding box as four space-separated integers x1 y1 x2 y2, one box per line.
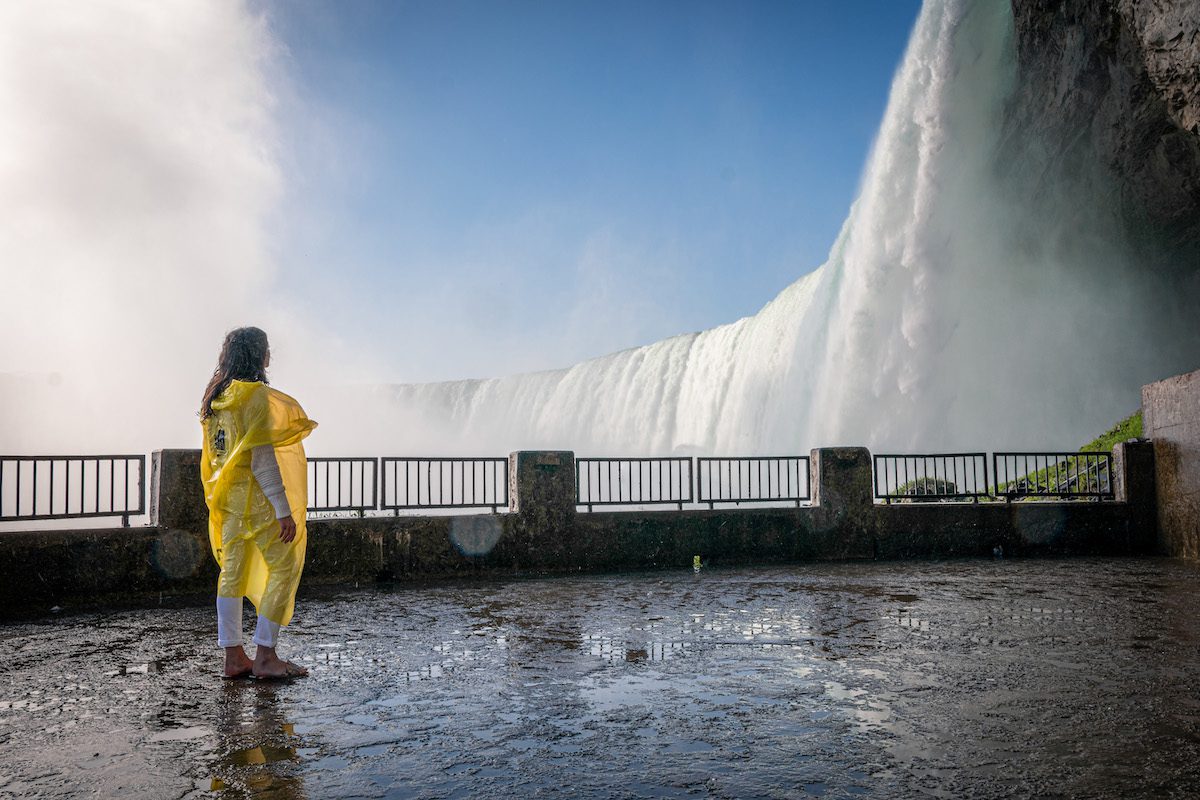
380 502 511 511
306 505 376 513
123 458 131 519
696 455 806 463
0 453 146 461
874 452 989 459
379 456 507 461
0 509 156 523
574 498 686 508
579 456 692 463
307 457 376 464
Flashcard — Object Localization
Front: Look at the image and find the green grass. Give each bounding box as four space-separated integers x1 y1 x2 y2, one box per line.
990 410 1141 499
1080 410 1142 453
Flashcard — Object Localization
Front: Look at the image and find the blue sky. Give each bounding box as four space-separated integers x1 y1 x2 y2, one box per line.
265 1 922 382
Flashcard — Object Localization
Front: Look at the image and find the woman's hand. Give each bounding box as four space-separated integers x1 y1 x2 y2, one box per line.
279 514 297 543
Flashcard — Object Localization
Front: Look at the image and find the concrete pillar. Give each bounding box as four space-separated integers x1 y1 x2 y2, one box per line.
811 447 873 514
150 449 207 533
509 451 576 517
505 451 576 569
1113 439 1159 554
1113 440 1155 503
808 447 875 559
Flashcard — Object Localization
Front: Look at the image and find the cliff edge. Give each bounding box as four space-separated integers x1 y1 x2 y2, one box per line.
1007 0 1200 266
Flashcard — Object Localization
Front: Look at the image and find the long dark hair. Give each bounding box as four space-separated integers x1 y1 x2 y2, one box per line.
200 327 270 419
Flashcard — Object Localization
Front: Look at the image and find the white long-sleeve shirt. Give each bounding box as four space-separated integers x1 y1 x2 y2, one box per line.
250 445 292 519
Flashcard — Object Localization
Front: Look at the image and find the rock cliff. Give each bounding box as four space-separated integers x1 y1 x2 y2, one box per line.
1006 0 1200 268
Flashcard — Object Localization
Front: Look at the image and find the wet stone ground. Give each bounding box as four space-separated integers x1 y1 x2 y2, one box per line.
3 558 1200 799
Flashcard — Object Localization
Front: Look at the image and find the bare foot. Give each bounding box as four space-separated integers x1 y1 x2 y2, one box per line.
253 646 308 680
223 646 254 679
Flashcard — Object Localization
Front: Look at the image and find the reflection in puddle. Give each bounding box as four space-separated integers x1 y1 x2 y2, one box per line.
122 662 160 675
581 673 678 712
585 634 690 663
228 743 298 766
149 726 211 743
208 682 306 798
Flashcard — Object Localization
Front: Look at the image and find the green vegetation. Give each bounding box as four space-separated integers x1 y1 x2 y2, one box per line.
895 476 959 500
1080 410 1142 453
897 479 960 496
990 410 1141 499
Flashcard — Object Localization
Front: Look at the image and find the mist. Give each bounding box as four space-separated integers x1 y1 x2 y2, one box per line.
0 1 393 455
0 1 275 451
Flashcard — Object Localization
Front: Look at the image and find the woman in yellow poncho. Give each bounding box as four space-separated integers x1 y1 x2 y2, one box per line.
200 327 316 679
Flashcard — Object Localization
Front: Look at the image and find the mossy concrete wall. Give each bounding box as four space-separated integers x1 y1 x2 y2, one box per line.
0 442 1157 618
1144 367 1200 558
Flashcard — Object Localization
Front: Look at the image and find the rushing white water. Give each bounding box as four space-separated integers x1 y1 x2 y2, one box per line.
376 0 1197 457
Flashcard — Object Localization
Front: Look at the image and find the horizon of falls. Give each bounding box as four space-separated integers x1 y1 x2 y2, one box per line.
369 0 1199 458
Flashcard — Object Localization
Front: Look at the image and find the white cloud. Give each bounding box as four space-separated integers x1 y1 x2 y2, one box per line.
0 0 283 451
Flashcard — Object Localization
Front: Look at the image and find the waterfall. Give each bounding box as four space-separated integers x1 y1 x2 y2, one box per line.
375 0 1200 456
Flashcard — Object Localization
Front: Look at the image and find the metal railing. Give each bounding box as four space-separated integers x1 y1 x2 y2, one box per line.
873 453 990 503
307 457 378 516
576 457 693 511
380 457 509 513
696 456 810 508
0 455 146 526
993 452 1114 500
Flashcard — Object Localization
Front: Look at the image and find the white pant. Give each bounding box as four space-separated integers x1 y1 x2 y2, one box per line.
216 596 281 649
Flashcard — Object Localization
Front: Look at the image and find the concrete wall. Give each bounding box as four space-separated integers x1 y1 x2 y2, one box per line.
0 442 1157 618
1144 368 1200 558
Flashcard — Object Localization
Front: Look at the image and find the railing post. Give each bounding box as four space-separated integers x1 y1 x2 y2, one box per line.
1113 440 1157 551
150 449 207 533
509 451 576 517
811 447 873 514
809 447 875 559
506 451 577 568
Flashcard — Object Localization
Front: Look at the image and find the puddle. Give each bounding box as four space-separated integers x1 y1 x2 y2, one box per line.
3 558 1200 798
227 744 297 766
148 726 212 742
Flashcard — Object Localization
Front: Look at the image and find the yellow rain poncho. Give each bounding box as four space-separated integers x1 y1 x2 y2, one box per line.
201 380 316 626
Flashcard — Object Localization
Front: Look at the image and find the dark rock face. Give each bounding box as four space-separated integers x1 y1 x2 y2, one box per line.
1007 0 1200 264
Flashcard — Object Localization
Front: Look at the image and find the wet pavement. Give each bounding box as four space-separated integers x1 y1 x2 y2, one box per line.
3 557 1200 799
